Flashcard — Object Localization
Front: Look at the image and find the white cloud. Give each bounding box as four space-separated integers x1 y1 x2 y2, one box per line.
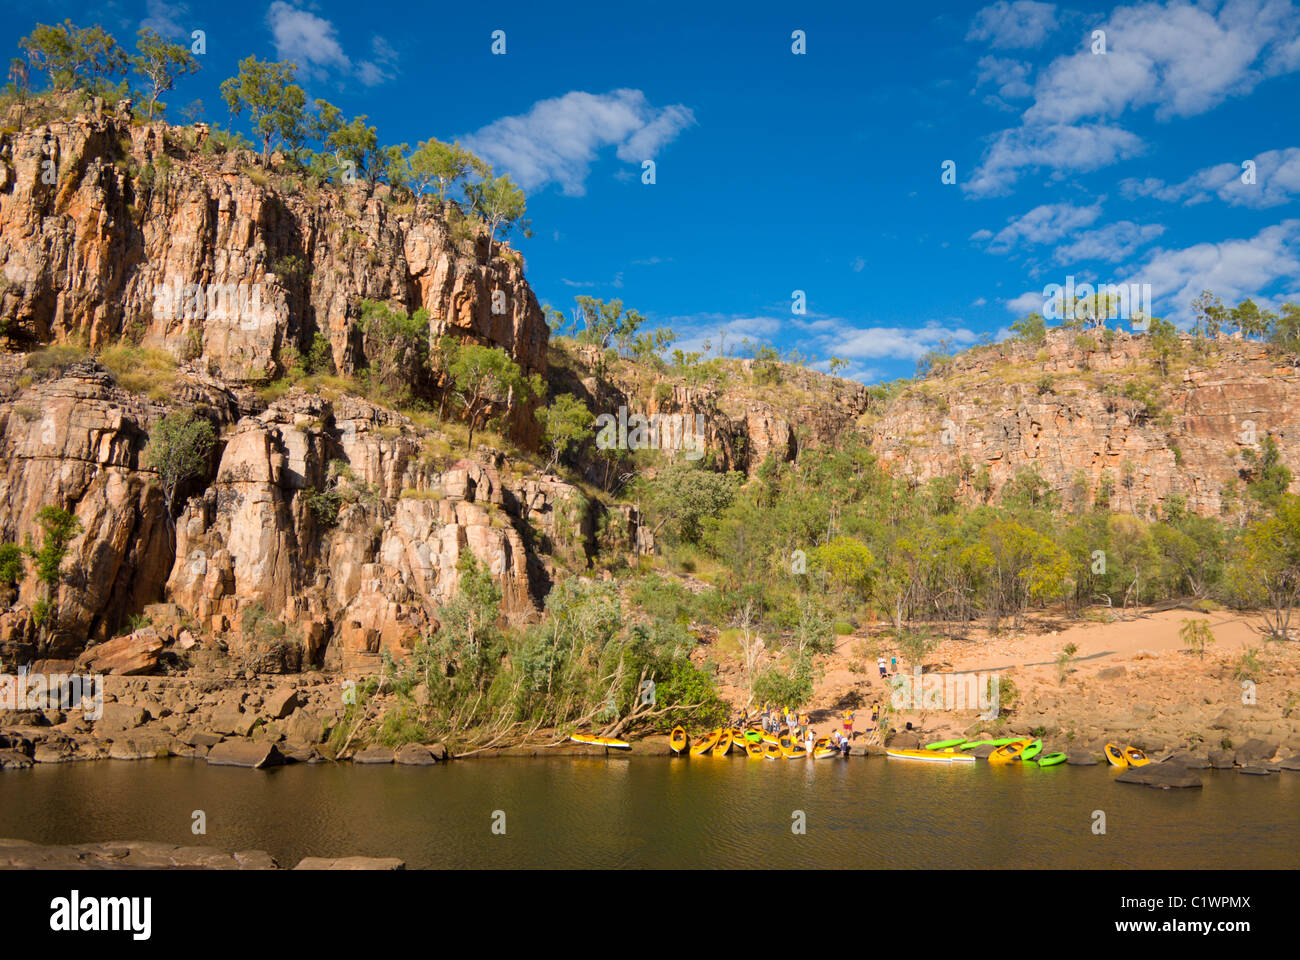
462 89 695 197
966 1 1300 198
265 3 396 86
1122 147 1300 208
979 201 1104 253
1005 290 1047 314
974 56 1035 100
964 123 1144 197
972 297 988 306
141 0 189 39
1024 0 1300 126
968 1 1059 49
810 320 980 362
1053 220 1165 263
1123 219 1300 322
267 2 351 79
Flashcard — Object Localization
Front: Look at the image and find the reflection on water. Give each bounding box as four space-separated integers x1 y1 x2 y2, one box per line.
0 756 1295 869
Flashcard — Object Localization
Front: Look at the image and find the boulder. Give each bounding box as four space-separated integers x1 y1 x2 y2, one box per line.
353 745 395 764
75 631 164 676
1235 764 1272 776
1066 751 1099 766
888 731 921 750
264 687 299 720
1165 752 1210 769
393 744 439 765
1234 739 1277 765
1096 666 1127 680
1276 755 1300 771
1116 763 1203 789
293 857 405 870
107 735 171 761
205 741 285 769
1207 750 1234 769
95 702 150 731
0 748 34 769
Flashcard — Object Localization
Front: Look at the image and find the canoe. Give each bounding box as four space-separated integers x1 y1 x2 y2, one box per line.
1037 752 1067 767
1104 743 1128 767
713 729 734 757
960 737 1021 750
887 748 975 763
569 734 632 749
669 726 687 754
813 745 840 760
1123 746 1150 767
988 739 1032 764
778 735 807 759
1020 739 1043 762
691 729 721 757
745 740 764 759
926 738 968 750
763 741 782 760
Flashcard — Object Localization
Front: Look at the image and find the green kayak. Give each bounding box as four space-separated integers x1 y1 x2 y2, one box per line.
1037 752 1067 767
960 737 1021 750
1021 739 1044 762
925 738 968 750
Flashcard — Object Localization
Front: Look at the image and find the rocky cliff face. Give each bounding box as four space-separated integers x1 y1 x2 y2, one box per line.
0 355 590 670
0 108 568 669
0 107 547 442
871 329 1300 518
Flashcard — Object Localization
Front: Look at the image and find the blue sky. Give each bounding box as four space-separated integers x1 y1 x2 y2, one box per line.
7 0 1300 382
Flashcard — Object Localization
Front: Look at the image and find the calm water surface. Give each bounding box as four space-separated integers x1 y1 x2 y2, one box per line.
0 756 1296 868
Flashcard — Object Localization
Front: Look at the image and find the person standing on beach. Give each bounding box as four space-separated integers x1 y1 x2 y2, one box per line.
871 701 880 729
842 709 854 740
877 656 887 678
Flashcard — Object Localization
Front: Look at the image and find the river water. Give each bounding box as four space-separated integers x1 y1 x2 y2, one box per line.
0 756 1295 868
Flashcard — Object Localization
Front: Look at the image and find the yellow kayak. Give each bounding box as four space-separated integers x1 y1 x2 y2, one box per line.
1104 743 1128 767
713 729 734 757
570 734 632 750
761 731 779 745
763 742 782 760
691 729 721 757
745 740 764 759
669 726 687 754
886 748 975 763
778 734 807 759
813 745 840 760
1123 746 1150 767
988 740 1032 764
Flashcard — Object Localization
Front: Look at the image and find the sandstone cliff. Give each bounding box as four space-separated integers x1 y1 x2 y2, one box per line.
0 106 547 442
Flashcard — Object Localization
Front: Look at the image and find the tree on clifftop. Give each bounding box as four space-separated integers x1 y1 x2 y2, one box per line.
220 57 307 164
131 27 198 120
20 20 127 94
466 170 529 260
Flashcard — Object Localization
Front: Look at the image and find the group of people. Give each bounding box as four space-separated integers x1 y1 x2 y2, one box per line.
746 700 886 757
